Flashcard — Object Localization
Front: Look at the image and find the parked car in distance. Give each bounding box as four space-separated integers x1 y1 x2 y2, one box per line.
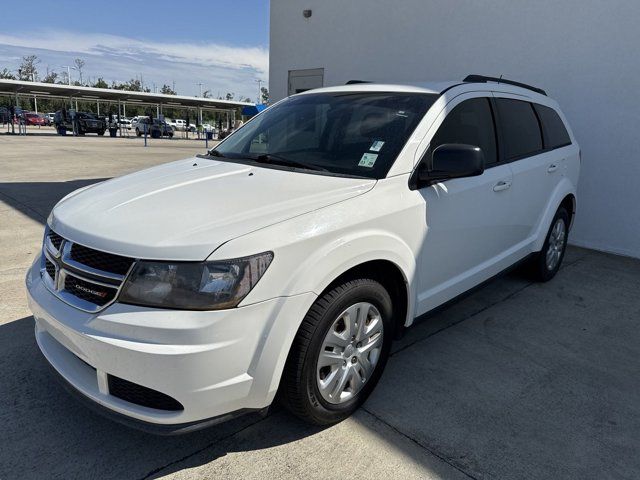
27 76 579 433
0 106 10 124
173 119 186 130
217 127 234 139
24 112 46 126
54 111 107 135
10 107 25 124
135 117 174 138
117 117 132 130
130 116 147 131
47 113 56 124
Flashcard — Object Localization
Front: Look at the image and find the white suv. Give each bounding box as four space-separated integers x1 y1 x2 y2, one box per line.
26 75 579 433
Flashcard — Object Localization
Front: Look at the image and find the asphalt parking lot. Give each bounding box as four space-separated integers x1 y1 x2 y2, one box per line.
1 134 639 479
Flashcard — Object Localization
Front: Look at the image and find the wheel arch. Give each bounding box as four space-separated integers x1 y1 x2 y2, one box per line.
560 193 576 230
319 259 410 340
533 179 577 251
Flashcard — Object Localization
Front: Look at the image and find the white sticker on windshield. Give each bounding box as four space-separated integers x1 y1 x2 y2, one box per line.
370 140 385 152
359 153 378 168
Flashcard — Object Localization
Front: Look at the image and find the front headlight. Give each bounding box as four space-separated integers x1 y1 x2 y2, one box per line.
119 252 273 310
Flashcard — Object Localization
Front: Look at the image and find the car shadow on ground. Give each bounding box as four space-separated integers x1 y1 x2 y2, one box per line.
2 174 640 478
3 249 640 479
0 315 332 479
0 179 110 225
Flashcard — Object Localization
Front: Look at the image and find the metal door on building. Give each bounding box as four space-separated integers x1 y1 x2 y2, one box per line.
288 68 324 96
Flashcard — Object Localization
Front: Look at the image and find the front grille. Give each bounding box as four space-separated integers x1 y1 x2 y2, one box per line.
108 375 184 411
64 274 117 306
70 243 134 276
47 230 63 250
45 258 56 280
42 228 136 312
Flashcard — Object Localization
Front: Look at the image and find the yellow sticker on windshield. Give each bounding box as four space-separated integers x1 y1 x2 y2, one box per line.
358 153 378 168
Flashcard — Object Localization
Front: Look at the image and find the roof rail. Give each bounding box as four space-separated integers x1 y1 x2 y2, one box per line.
463 75 547 96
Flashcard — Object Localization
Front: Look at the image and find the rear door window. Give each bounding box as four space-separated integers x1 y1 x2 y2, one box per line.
495 98 543 160
533 104 571 149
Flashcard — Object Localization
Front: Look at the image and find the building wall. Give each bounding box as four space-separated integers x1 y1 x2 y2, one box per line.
270 0 640 258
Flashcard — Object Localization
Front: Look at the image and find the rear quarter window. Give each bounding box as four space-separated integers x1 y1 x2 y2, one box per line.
495 98 543 160
533 104 571 149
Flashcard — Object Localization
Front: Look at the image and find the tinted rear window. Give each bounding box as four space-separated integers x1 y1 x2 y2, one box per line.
534 104 571 149
496 99 543 159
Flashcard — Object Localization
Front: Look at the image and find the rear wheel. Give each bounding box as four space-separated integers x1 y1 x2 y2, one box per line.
136 128 141 137
527 207 569 282
281 278 393 425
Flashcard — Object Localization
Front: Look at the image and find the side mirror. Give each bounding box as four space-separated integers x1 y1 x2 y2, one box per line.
418 144 485 184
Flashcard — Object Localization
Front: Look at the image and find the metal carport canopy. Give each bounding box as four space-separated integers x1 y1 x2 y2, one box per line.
0 79 253 109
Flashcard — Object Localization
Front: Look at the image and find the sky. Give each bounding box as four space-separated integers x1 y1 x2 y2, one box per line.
0 0 269 101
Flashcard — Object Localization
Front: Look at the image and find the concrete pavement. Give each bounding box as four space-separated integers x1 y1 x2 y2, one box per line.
1 134 638 479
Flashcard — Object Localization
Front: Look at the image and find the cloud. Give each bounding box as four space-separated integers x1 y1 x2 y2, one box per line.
0 30 268 75
0 30 268 100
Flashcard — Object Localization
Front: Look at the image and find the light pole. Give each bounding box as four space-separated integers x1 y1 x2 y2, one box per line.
197 82 204 97
256 79 263 104
31 73 38 114
60 66 72 85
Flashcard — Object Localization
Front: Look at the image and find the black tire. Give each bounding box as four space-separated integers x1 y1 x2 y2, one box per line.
136 128 141 137
281 278 394 425
527 207 569 282
98 130 105 136
168 132 173 138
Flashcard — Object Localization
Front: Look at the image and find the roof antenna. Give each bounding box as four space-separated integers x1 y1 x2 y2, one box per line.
498 74 503 84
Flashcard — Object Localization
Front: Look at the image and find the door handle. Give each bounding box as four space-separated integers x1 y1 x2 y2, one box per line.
493 180 511 192
547 163 559 173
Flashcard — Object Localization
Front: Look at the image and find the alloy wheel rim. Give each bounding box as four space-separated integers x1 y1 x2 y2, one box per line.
316 302 384 405
546 218 566 271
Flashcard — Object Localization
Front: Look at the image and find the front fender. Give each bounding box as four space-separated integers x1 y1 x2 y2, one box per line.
293 229 417 323
231 229 417 408
209 177 423 405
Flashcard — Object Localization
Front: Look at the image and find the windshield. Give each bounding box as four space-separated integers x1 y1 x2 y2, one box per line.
213 92 437 178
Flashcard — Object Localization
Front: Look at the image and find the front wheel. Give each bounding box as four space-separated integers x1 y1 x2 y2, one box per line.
281 278 393 425
527 207 569 282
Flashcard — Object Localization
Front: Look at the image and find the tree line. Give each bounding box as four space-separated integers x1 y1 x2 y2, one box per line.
1 55 268 103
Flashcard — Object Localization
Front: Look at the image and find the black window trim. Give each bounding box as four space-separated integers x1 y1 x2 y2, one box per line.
409 92 575 190
409 95 501 190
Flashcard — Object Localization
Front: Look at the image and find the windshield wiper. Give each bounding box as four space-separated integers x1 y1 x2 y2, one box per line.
207 149 226 158
249 154 328 172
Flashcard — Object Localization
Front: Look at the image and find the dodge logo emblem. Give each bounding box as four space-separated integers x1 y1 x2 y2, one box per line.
75 284 108 298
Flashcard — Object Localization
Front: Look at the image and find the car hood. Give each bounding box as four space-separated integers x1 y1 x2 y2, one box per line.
50 157 376 260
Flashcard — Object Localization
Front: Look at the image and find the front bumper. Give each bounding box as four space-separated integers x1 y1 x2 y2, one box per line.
26 257 316 430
